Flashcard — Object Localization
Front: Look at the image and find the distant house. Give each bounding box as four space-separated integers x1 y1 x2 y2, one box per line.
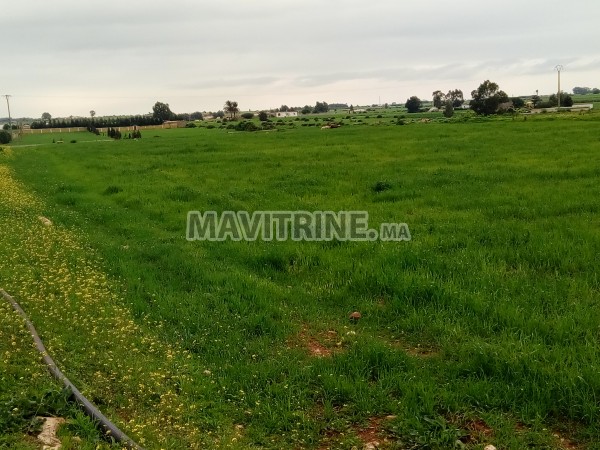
497 101 515 113
275 111 298 118
162 120 187 128
529 103 594 114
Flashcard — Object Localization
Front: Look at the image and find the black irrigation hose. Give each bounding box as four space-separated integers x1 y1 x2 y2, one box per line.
1 288 144 450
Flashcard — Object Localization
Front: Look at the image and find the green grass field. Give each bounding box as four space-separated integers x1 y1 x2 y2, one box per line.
1 112 600 449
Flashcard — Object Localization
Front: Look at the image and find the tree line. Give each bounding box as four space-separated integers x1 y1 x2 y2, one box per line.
403 80 578 116
24 84 591 130
30 115 164 129
572 87 600 95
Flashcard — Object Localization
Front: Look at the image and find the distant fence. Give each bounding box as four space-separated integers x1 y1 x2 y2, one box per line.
20 121 187 135
21 127 88 134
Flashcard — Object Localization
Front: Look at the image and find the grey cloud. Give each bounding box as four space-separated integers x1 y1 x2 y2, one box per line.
2 0 600 116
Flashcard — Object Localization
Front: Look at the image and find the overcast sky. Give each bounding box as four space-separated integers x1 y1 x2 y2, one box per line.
2 0 599 118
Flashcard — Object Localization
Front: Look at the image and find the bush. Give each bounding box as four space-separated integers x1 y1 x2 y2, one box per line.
258 111 268 121
0 130 11 144
70 140 77 144
405 96 422 113
107 127 122 139
235 121 260 132
443 102 454 118
185 122 197 128
241 112 254 120
372 181 392 192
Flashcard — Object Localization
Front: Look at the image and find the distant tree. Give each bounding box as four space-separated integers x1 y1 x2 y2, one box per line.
41 112 52 122
510 97 525 108
90 110 96 120
0 130 11 144
301 105 312 115
258 111 268 121
432 90 445 109
241 112 254 119
313 101 329 113
212 110 225 119
531 95 542 107
592 88 600 94
469 80 508 115
560 92 573 106
152 101 175 122
224 100 239 119
548 92 574 107
443 101 454 118
446 89 464 107
2 124 8 130
404 96 422 113
175 113 191 121
190 111 203 120
279 105 289 112
349 104 355 113
572 87 591 95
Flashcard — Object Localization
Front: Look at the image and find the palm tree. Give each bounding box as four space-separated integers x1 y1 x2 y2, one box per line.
224 100 239 120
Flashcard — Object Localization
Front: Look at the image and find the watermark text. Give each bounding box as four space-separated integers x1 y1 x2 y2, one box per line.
186 211 411 242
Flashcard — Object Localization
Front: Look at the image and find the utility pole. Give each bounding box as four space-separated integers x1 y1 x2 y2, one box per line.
554 65 563 108
3 95 12 131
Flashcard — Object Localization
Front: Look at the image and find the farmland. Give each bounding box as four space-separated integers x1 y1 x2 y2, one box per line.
1 110 600 449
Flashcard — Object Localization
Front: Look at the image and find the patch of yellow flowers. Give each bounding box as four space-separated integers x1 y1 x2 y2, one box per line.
0 164 205 448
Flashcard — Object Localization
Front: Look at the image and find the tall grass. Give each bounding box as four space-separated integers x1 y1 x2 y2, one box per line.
2 115 600 448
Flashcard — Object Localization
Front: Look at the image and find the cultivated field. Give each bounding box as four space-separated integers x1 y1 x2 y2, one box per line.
1 111 600 449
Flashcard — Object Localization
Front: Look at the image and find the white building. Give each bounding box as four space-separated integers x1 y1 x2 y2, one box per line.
275 111 298 118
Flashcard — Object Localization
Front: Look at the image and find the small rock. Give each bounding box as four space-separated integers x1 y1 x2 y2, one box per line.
385 415 397 420
363 441 379 450
349 311 361 322
37 417 65 450
484 445 497 450
38 216 53 227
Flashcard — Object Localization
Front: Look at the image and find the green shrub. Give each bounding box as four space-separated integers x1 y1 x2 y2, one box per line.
241 112 254 120
0 130 11 144
372 181 392 192
235 121 260 132
103 185 123 195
